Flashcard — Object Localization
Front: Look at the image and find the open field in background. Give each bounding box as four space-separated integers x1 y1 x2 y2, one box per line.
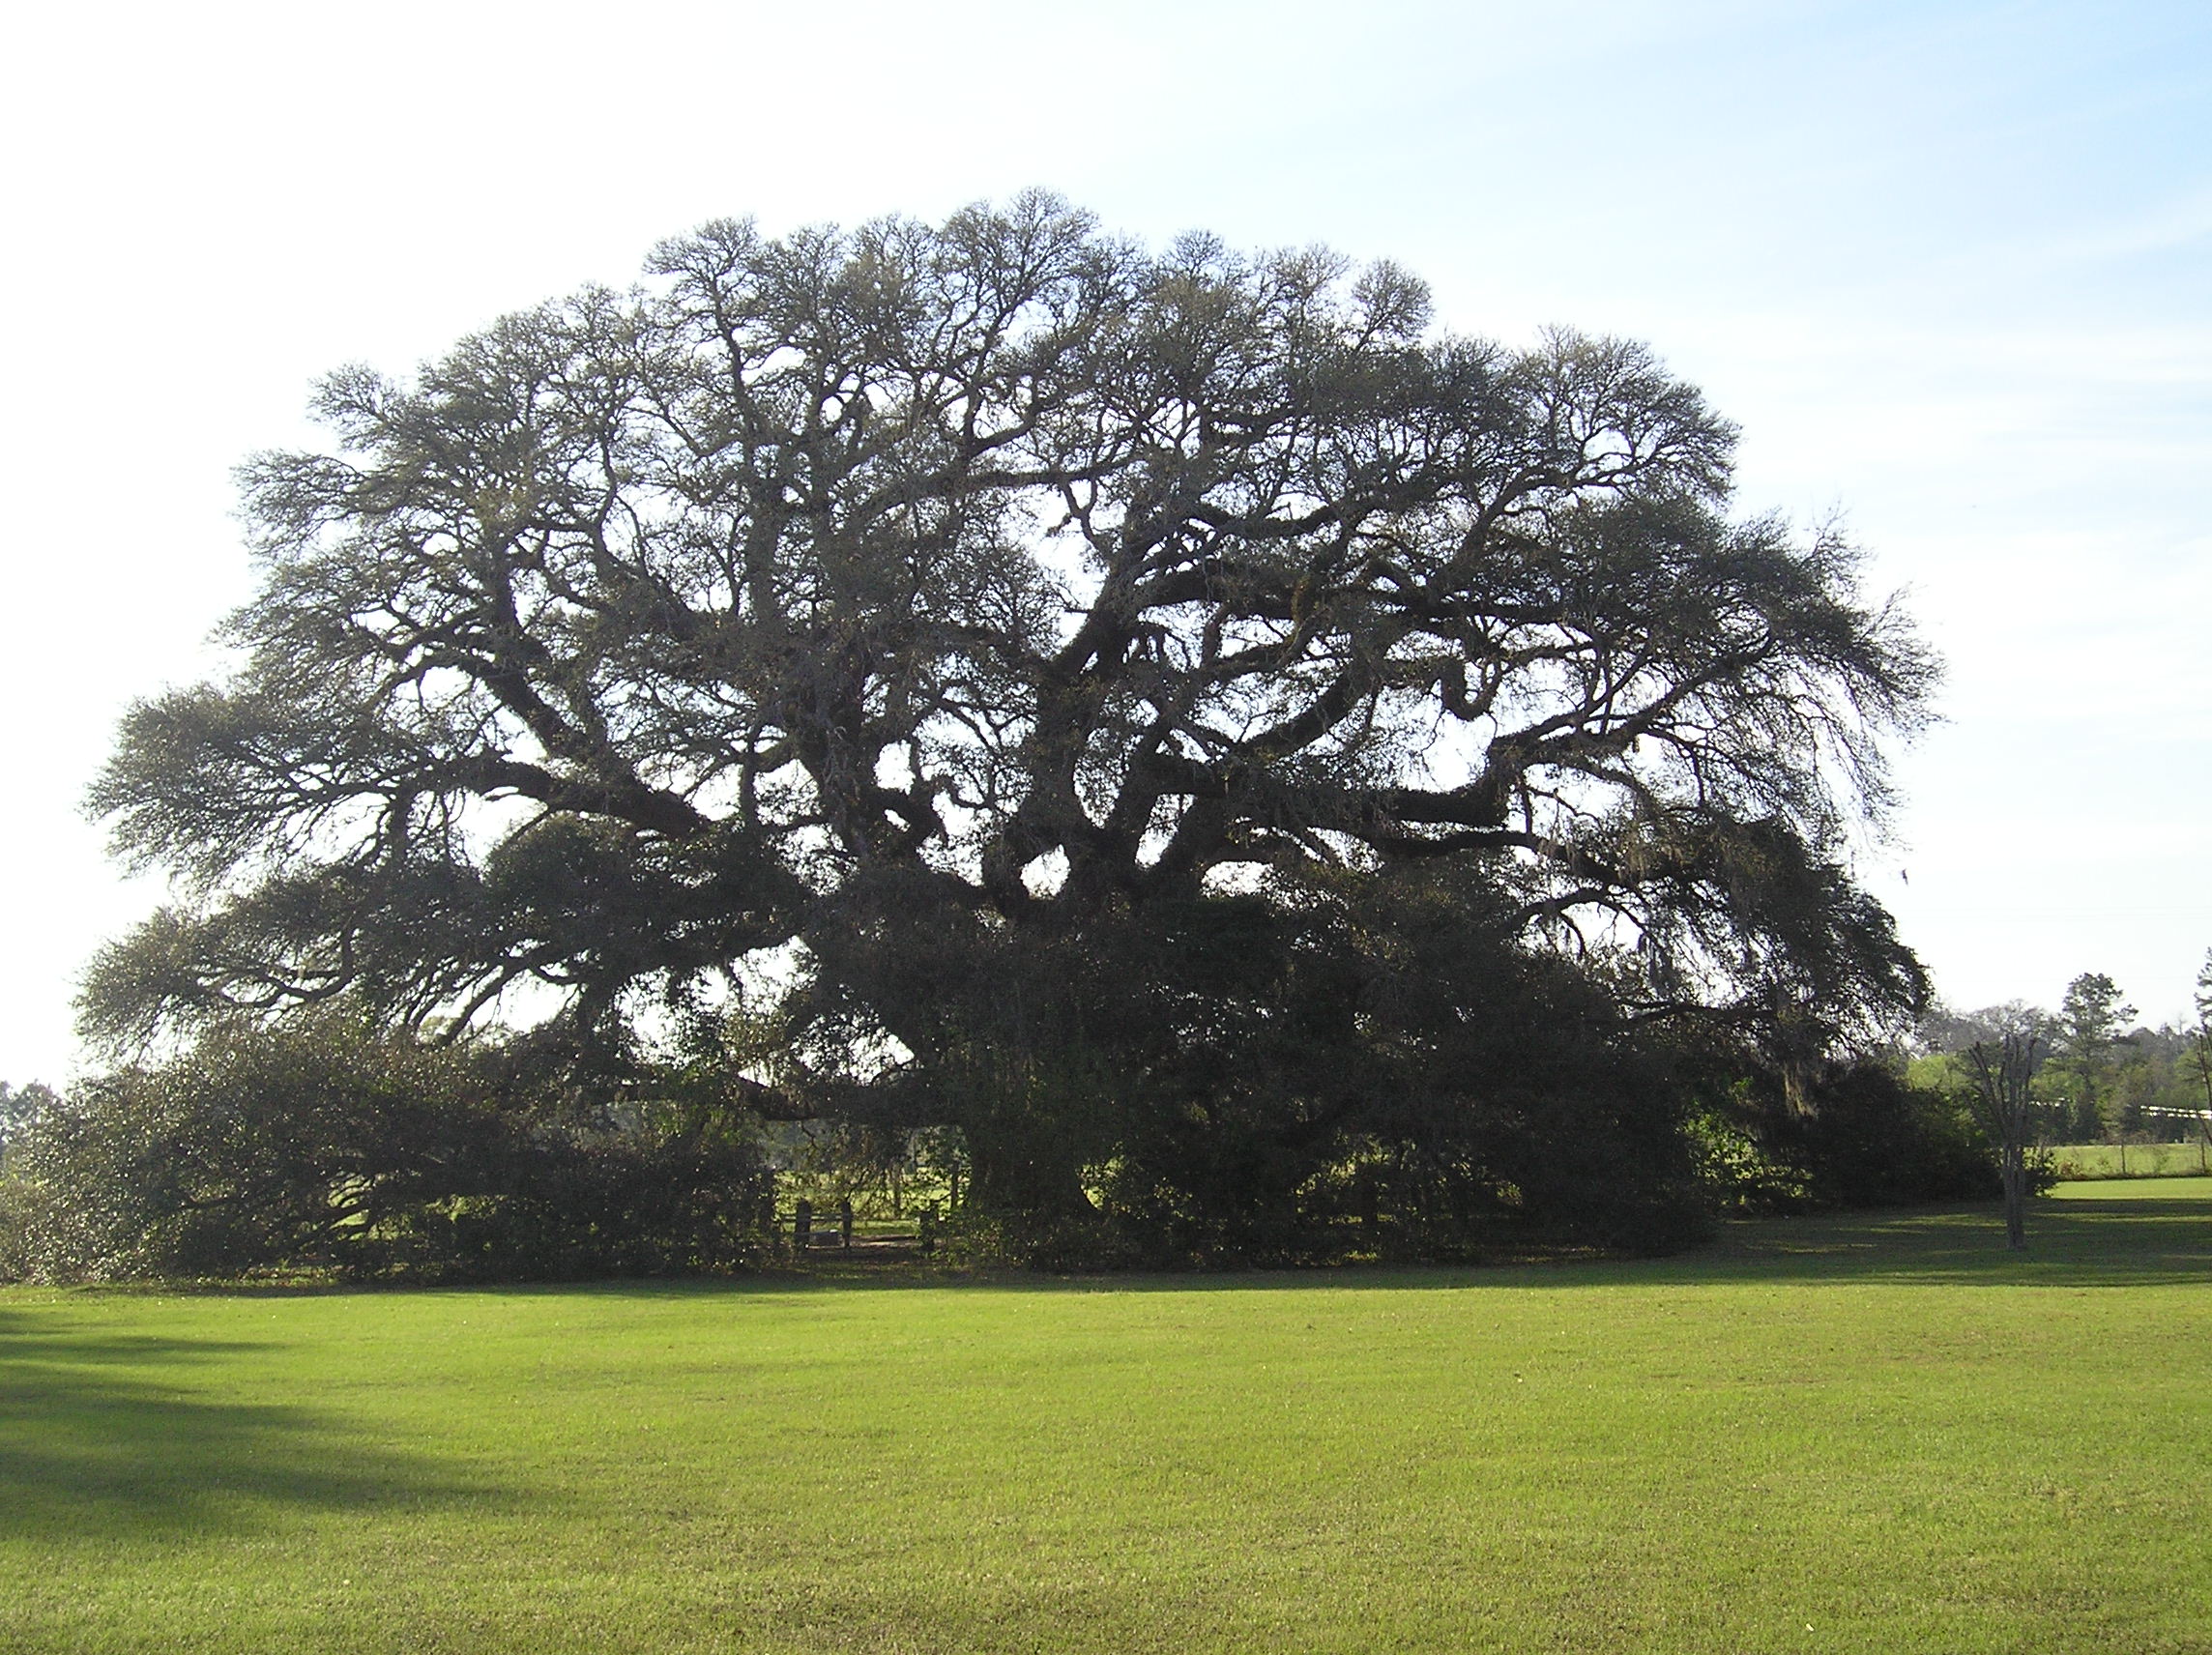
4 1191 2210 1655
2049 1142 2212 1180
2048 1176 2212 1202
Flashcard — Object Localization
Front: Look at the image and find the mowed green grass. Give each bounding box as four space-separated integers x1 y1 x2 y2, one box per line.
5 1194 2211 1655
2049 1176 2211 1202
2051 1141 2212 1180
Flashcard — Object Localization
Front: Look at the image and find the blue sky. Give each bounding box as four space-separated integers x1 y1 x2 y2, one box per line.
2 0 2206 1078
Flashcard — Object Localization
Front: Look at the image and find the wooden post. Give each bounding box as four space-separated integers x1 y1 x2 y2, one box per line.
794 1199 813 1251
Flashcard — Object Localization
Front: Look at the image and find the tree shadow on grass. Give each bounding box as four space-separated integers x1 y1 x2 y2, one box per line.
1624 1197 2212 1290
0 1308 494 1541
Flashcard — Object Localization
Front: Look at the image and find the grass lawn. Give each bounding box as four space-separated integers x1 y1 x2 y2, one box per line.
2050 1142 2212 1180
4 1192 2210 1655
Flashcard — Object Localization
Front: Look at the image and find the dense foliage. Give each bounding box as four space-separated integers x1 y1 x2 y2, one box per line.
1745 1060 1998 1209
0 1023 770 1282
79 196 1937 1265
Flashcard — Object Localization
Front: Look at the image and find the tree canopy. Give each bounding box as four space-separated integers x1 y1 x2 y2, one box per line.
85 194 1936 1258
2050 971 2137 1139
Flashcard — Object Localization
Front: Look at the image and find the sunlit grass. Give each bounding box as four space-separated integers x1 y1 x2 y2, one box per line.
4 1190 2209 1653
2049 1141 2212 1180
2049 1175 2212 1201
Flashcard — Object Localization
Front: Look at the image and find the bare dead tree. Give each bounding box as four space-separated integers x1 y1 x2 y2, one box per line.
1964 1023 2046 1251
2190 951 2212 1147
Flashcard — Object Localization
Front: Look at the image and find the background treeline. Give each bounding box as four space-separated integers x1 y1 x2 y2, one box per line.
1914 967 2212 1147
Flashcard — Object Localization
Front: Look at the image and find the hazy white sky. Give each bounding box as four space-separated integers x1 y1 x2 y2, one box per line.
2 0 2206 1081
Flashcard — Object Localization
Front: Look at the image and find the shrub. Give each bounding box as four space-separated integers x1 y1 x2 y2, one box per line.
0 1022 771 1283
1776 1062 2003 1208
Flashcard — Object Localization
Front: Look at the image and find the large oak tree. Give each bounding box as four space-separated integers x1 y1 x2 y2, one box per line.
87 194 1935 1250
